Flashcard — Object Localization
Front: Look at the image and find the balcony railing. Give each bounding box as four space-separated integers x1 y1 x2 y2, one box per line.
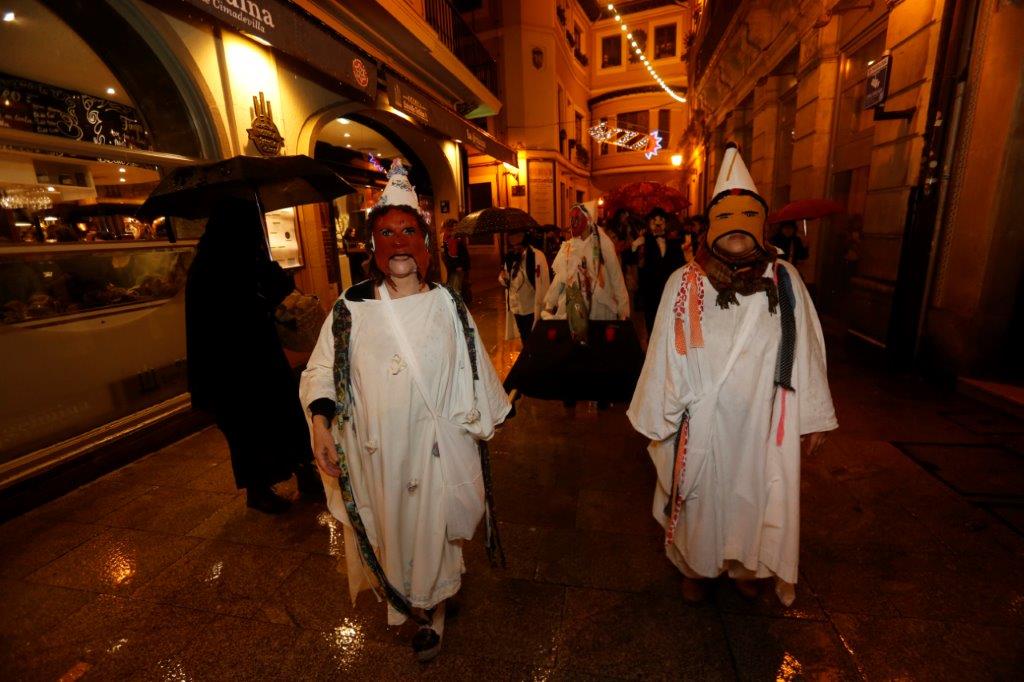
425 0 499 96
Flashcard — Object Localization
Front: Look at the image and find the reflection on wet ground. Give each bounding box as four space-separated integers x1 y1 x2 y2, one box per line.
2 252 1023 679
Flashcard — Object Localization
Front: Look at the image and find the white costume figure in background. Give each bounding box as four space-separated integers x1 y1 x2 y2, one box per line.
543 202 629 322
499 231 551 342
627 145 837 605
300 160 510 661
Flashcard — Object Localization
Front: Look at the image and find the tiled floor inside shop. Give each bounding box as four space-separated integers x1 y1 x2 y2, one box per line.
2 271 1023 680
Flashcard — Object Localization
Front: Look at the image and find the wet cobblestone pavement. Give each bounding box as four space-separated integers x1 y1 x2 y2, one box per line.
3 269 1024 680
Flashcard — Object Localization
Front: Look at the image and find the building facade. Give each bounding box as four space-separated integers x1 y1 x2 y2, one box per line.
464 0 691 228
0 0 516 494
682 0 1024 384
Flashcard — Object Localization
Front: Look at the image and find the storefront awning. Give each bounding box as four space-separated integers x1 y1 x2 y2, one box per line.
387 80 517 167
175 0 378 101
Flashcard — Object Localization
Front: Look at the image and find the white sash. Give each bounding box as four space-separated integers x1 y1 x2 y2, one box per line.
378 284 485 541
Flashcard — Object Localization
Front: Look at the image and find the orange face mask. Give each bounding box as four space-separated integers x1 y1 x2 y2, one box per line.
371 208 430 278
706 192 768 253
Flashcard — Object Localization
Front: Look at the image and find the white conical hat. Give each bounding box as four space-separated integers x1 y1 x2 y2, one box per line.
375 158 420 210
712 143 758 197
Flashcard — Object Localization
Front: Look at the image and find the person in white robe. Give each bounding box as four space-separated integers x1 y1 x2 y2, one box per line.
499 231 551 342
543 202 629 324
300 160 510 661
627 144 837 606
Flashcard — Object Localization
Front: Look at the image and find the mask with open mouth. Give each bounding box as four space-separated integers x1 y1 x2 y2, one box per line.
372 208 430 280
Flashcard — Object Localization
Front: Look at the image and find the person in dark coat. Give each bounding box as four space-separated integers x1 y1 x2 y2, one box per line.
635 208 686 334
769 220 809 264
186 198 322 514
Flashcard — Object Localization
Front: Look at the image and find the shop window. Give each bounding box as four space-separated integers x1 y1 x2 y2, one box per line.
574 112 584 144
601 35 622 68
654 24 677 59
601 142 609 156
628 29 647 64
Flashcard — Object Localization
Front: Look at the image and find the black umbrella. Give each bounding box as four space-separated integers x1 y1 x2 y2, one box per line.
452 207 539 236
138 155 355 242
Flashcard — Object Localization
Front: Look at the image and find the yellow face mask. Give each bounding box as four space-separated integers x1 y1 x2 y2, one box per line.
706 192 768 253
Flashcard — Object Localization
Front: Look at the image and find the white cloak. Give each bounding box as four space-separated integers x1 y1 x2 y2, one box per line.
627 260 837 604
543 228 629 321
299 286 510 624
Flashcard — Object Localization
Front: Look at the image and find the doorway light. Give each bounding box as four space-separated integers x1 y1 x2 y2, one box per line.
337 118 351 125
3 11 14 22
343 132 351 138
106 87 116 95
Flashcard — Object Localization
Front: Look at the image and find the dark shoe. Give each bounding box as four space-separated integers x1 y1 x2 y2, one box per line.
735 579 760 600
246 486 291 514
682 577 706 603
412 627 441 662
296 464 326 502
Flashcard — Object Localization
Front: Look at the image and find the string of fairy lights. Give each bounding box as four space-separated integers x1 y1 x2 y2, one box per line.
605 3 688 104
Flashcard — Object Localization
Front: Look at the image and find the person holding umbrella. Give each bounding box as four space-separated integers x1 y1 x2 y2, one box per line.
185 197 323 514
141 154 357 515
299 160 509 660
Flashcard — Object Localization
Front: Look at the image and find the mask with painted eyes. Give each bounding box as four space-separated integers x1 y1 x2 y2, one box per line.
706 191 770 260
371 208 430 279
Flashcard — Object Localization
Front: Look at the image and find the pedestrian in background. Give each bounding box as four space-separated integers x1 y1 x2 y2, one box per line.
185 198 323 514
440 218 472 303
499 230 550 343
769 220 809 264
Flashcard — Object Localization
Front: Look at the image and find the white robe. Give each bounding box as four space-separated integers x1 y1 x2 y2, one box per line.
543 229 629 321
627 260 837 604
299 286 510 624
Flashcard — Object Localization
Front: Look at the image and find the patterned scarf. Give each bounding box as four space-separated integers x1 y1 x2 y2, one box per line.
694 241 778 314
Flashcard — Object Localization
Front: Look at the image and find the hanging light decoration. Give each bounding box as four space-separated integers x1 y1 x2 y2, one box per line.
605 3 687 104
589 120 663 158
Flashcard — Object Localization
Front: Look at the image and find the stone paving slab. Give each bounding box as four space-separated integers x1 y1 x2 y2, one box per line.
2 277 1023 680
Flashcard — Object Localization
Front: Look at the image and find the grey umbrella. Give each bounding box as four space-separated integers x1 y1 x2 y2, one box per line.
452 207 539 236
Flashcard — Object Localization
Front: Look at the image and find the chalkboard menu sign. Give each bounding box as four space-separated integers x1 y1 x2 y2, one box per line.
0 73 151 150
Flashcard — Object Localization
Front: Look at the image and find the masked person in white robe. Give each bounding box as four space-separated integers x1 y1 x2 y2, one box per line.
300 160 510 661
627 144 837 605
499 231 550 343
543 202 630 333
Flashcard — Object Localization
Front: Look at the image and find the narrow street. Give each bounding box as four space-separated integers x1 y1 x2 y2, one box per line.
2 265 1023 681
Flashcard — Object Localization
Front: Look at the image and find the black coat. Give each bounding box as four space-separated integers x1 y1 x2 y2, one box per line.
185 203 312 488
638 234 685 308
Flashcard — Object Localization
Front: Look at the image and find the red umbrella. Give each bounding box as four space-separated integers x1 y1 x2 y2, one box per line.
768 198 845 235
603 181 690 218
768 198 844 224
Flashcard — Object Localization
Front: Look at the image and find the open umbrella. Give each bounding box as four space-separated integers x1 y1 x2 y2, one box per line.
768 198 845 234
603 181 690 218
138 154 355 240
452 207 539 236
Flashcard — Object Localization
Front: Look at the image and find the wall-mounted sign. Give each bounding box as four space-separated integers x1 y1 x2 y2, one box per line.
0 72 151 149
247 92 284 156
386 79 518 166
511 185 527 197
527 159 555 225
174 0 377 100
265 206 303 269
864 55 891 110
